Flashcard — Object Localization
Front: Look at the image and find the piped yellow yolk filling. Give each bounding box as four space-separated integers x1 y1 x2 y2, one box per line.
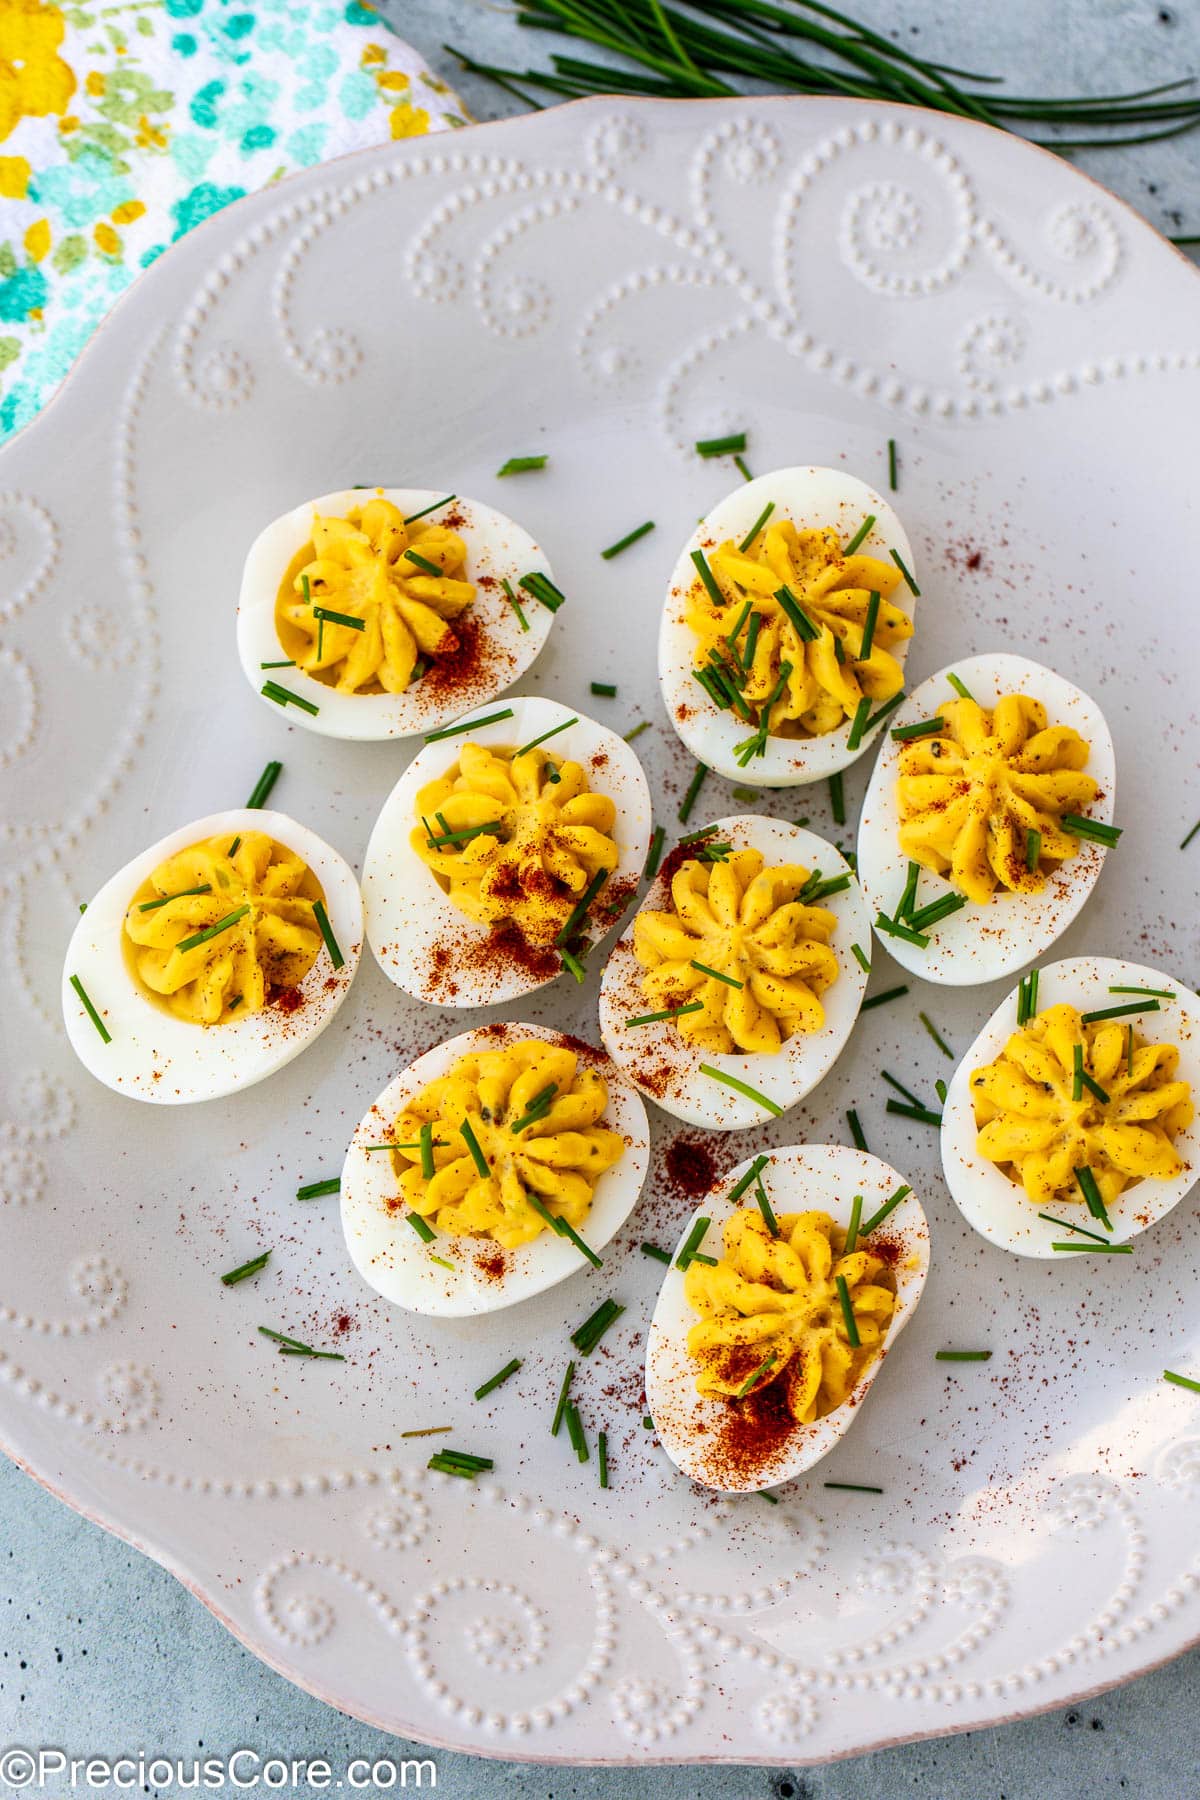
633 848 838 1055
123 832 325 1025
393 1039 626 1248
685 1209 897 1421
897 694 1099 904
971 1003 1193 1209
411 741 618 949
685 518 912 739
274 496 474 694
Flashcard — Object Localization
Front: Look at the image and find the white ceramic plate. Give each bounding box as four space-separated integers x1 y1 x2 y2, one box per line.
2 97 1199 1767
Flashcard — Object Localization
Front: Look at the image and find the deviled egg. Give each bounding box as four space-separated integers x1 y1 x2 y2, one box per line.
362 697 652 1007
646 1145 929 1493
340 1022 650 1317
236 488 558 741
63 811 361 1103
658 466 917 786
598 816 870 1128
856 653 1116 986
942 955 1198 1257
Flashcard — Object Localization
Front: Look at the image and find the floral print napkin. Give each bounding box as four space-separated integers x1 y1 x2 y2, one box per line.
0 0 465 440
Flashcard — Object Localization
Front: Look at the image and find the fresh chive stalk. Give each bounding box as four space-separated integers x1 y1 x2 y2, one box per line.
861 985 908 1010
843 514 875 556
571 1298 625 1356
246 760 283 809
424 707 515 744
497 455 547 476
601 520 655 559
695 431 746 456
847 1109 868 1151
220 1251 271 1286
475 1358 522 1400
835 1275 860 1347
698 1064 783 1115
296 1177 339 1201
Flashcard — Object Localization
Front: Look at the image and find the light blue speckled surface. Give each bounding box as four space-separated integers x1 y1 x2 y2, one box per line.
3 1 1199 1790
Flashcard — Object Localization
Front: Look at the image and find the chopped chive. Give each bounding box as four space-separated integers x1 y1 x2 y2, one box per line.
892 717 945 743
137 883 213 913
227 995 243 1012
517 716 578 758
312 605 366 632
1062 814 1122 847
846 696 872 751
881 1070 922 1107
556 866 611 945
404 494 454 524
403 547 444 578
754 1177 779 1238
919 1012 953 1057
518 571 566 613
678 762 708 823
1036 1211 1111 1244
886 1100 943 1127
258 1325 343 1361
741 610 762 671
935 1079 947 1104
847 1108 868 1151
728 1156 771 1205
424 819 503 850
889 548 920 595
694 665 729 712
731 786 762 804
1127 1022 1135 1077
733 455 754 482
1074 1166 1112 1229
858 590 881 662
424 706 515 744
735 1351 777 1398
887 438 898 490
400 1426 453 1438
863 690 906 735
246 761 283 809
946 673 975 701
805 873 852 904
1109 985 1175 999
733 660 792 765
695 841 732 864
829 770 846 826
227 836 242 857
1164 1370 1200 1394
676 1216 713 1271
429 1449 493 1472
1081 1000 1161 1023
1080 1067 1110 1105
843 514 875 557
835 1275 860 1347
296 1176 339 1200
860 1184 911 1236
419 1119 436 1180
624 720 650 743
690 547 726 609
571 1298 625 1356
907 893 968 934
551 1361 575 1436
641 1242 672 1264
642 1416 654 1430
738 500 775 553
625 1001 705 1029
459 1118 490 1178
861 985 908 1011
301 575 311 606
851 942 872 974
1051 1243 1131 1255
690 959 742 989
311 898 344 970
564 1401 589 1463
497 455 547 476
220 1251 271 1286
261 680 319 716
724 598 753 649
176 904 250 955
695 431 746 456
758 1491 779 1504
427 1457 480 1479
936 1349 992 1363
510 1085 557 1134
525 1194 602 1267
1025 827 1042 872
774 583 819 643
78 902 87 912
845 1195 863 1255
698 1064 783 1116
875 910 929 949
406 1212 436 1244
499 575 530 632
601 519 655 559
475 1358 522 1400
598 1429 609 1488
364 1140 443 1152
896 861 920 922
260 659 296 669
825 1480 884 1494
591 681 617 696
1180 818 1200 851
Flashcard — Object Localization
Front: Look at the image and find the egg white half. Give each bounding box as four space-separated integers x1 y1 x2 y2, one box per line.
658 466 917 786
236 488 556 741
63 809 362 1105
645 1144 930 1493
362 696 652 1007
597 816 871 1129
340 1022 650 1317
856 653 1116 987
942 955 1200 1258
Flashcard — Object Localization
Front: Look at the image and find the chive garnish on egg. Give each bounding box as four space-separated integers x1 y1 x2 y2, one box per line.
863 690 906 735
851 942 872 973
261 681 319 716
843 514 875 557
1052 1243 1131 1255
1037 1211 1110 1244
556 866 610 945
919 1011 953 1057
689 959 742 989
403 547 444 578
858 590 881 662
946 673 974 701
403 494 455 525
690 548 726 610
845 1195 863 1254
500 576 530 632
1073 1165 1112 1228
906 893 968 934
846 696 872 752
260 659 295 670
1109 984 1175 1000
754 1175 780 1238
313 606 366 632
518 571 566 612
676 1216 714 1272
698 1064 783 1116
889 548 920 595
835 1275 860 1347
1062 814 1122 847
525 1193 602 1266
424 707 515 744
642 826 665 883
601 520 655 559
459 1118 490 1178
773 584 819 643
860 1184 911 1236
736 1351 777 1398
874 910 929 950
312 899 344 970
137 883 213 913
516 716 578 757
1082 999 1161 1023
727 1156 770 1205
1025 828 1042 872
738 500 775 553
406 1212 436 1244
891 717 945 742
176 905 250 956
227 836 241 857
